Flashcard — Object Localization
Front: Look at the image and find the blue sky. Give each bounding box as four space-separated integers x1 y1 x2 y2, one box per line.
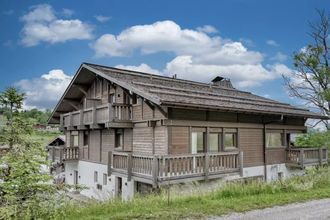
0 0 328 110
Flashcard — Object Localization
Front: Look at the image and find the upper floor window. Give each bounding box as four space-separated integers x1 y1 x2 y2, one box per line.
83 131 89 146
115 129 124 149
266 131 284 148
71 131 79 147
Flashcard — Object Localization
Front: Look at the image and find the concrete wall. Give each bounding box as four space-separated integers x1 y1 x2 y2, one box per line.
65 161 135 201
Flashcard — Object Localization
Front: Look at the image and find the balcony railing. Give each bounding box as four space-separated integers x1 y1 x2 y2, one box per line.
286 147 328 168
110 151 243 186
61 103 132 129
63 147 79 161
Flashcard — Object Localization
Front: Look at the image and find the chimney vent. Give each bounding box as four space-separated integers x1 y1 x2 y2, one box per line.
211 76 234 88
172 74 177 79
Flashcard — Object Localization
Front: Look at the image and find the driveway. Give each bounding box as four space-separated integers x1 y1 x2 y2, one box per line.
210 198 330 220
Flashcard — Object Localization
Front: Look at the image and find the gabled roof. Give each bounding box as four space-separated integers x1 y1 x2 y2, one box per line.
48 63 326 123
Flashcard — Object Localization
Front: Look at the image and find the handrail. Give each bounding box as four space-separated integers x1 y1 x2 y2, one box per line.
111 151 242 186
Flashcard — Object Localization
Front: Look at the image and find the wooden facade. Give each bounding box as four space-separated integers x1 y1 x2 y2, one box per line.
49 63 328 187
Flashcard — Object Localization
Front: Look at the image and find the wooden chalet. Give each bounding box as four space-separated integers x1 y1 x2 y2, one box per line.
48 63 328 200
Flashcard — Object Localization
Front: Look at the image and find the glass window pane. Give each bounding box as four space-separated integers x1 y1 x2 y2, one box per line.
266 133 283 147
225 133 236 148
209 133 219 152
191 132 204 153
72 135 79 147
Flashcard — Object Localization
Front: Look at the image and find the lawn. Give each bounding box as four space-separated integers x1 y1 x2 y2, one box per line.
29 130 61 146
62 167 330 220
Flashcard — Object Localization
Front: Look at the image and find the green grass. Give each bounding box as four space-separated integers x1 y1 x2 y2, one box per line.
29 131 61 147
60 167 330 220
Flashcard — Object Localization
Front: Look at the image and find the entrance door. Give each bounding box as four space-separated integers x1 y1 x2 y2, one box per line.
115 177 122 198
73 170 78 185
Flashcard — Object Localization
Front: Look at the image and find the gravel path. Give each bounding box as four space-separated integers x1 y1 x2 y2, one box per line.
210 198 330 220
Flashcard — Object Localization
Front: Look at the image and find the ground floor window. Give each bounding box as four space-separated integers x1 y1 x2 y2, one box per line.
191 132 205 153
266 131 284 147
209 133 221 152
224 129 237 150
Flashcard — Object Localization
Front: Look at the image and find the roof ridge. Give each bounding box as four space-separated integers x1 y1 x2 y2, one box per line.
83 62 251 94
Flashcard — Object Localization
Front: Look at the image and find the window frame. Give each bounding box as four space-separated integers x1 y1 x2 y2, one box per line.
266 130 285 148
223 129 238 151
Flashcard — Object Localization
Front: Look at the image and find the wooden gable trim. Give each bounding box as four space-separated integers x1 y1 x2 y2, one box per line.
83 64 161 106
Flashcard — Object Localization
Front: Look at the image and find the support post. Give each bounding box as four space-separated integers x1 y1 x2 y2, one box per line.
204 153 209 181
108 103 113 122
319 148 323 165
239 151 244 177
152 155 159 187
60 114 64 130
108 151 112 176
127 153 132 181
59 148 63 163
92 106 96 125
79 109 84 126
299 149 304 169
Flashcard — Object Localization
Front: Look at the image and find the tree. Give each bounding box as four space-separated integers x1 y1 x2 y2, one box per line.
283 10 330 130
0 87 25 147
0 88 68 219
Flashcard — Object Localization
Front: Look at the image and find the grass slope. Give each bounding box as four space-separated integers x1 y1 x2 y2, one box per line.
63 167 330 220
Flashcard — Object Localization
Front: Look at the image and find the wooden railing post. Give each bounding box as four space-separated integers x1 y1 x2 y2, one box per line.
204 153 209 181
299 149 304 169
319 148 323 165
127 153 132 181
239 151 244 177
92 106 96 125
152 155 159 187
59 148 63 163
69 112 73 127
108 103 113 122
79 109 84 126
59 114 64 130
108 151 112 176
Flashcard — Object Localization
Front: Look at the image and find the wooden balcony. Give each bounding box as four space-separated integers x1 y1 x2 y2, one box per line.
109 151 243 186
61 103 132 130
286 147 328 168
63 147 80 161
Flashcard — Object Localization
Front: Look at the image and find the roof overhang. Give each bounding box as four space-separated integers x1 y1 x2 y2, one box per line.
48 63 161 124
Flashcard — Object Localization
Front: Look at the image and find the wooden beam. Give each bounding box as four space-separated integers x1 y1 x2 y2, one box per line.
73 84 89 96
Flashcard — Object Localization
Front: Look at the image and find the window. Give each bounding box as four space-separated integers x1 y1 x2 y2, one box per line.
71 131 79 147
109 93 115 103
103 173 107 185
191 132 205 153
266 132 283 147
224 133 237 149
209 133 221 152
115 129 124 149
94 171 98 183
83 131 89 146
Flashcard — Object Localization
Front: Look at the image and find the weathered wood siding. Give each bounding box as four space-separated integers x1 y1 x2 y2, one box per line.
266 148 286 164
169 126 189 154
89 130 101 162
124 129 133 151
240 128 264 167
155 126 168 155
101 129 114 163
132 125 152 154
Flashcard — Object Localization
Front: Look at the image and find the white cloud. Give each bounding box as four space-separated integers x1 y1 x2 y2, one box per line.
115 63 162 75
20 4 93 47
15 69 72 109
92 20 223 57
92 20 292 88
266 39 279 47
271 52 288 62
196 25 218 33
95 15 111 23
